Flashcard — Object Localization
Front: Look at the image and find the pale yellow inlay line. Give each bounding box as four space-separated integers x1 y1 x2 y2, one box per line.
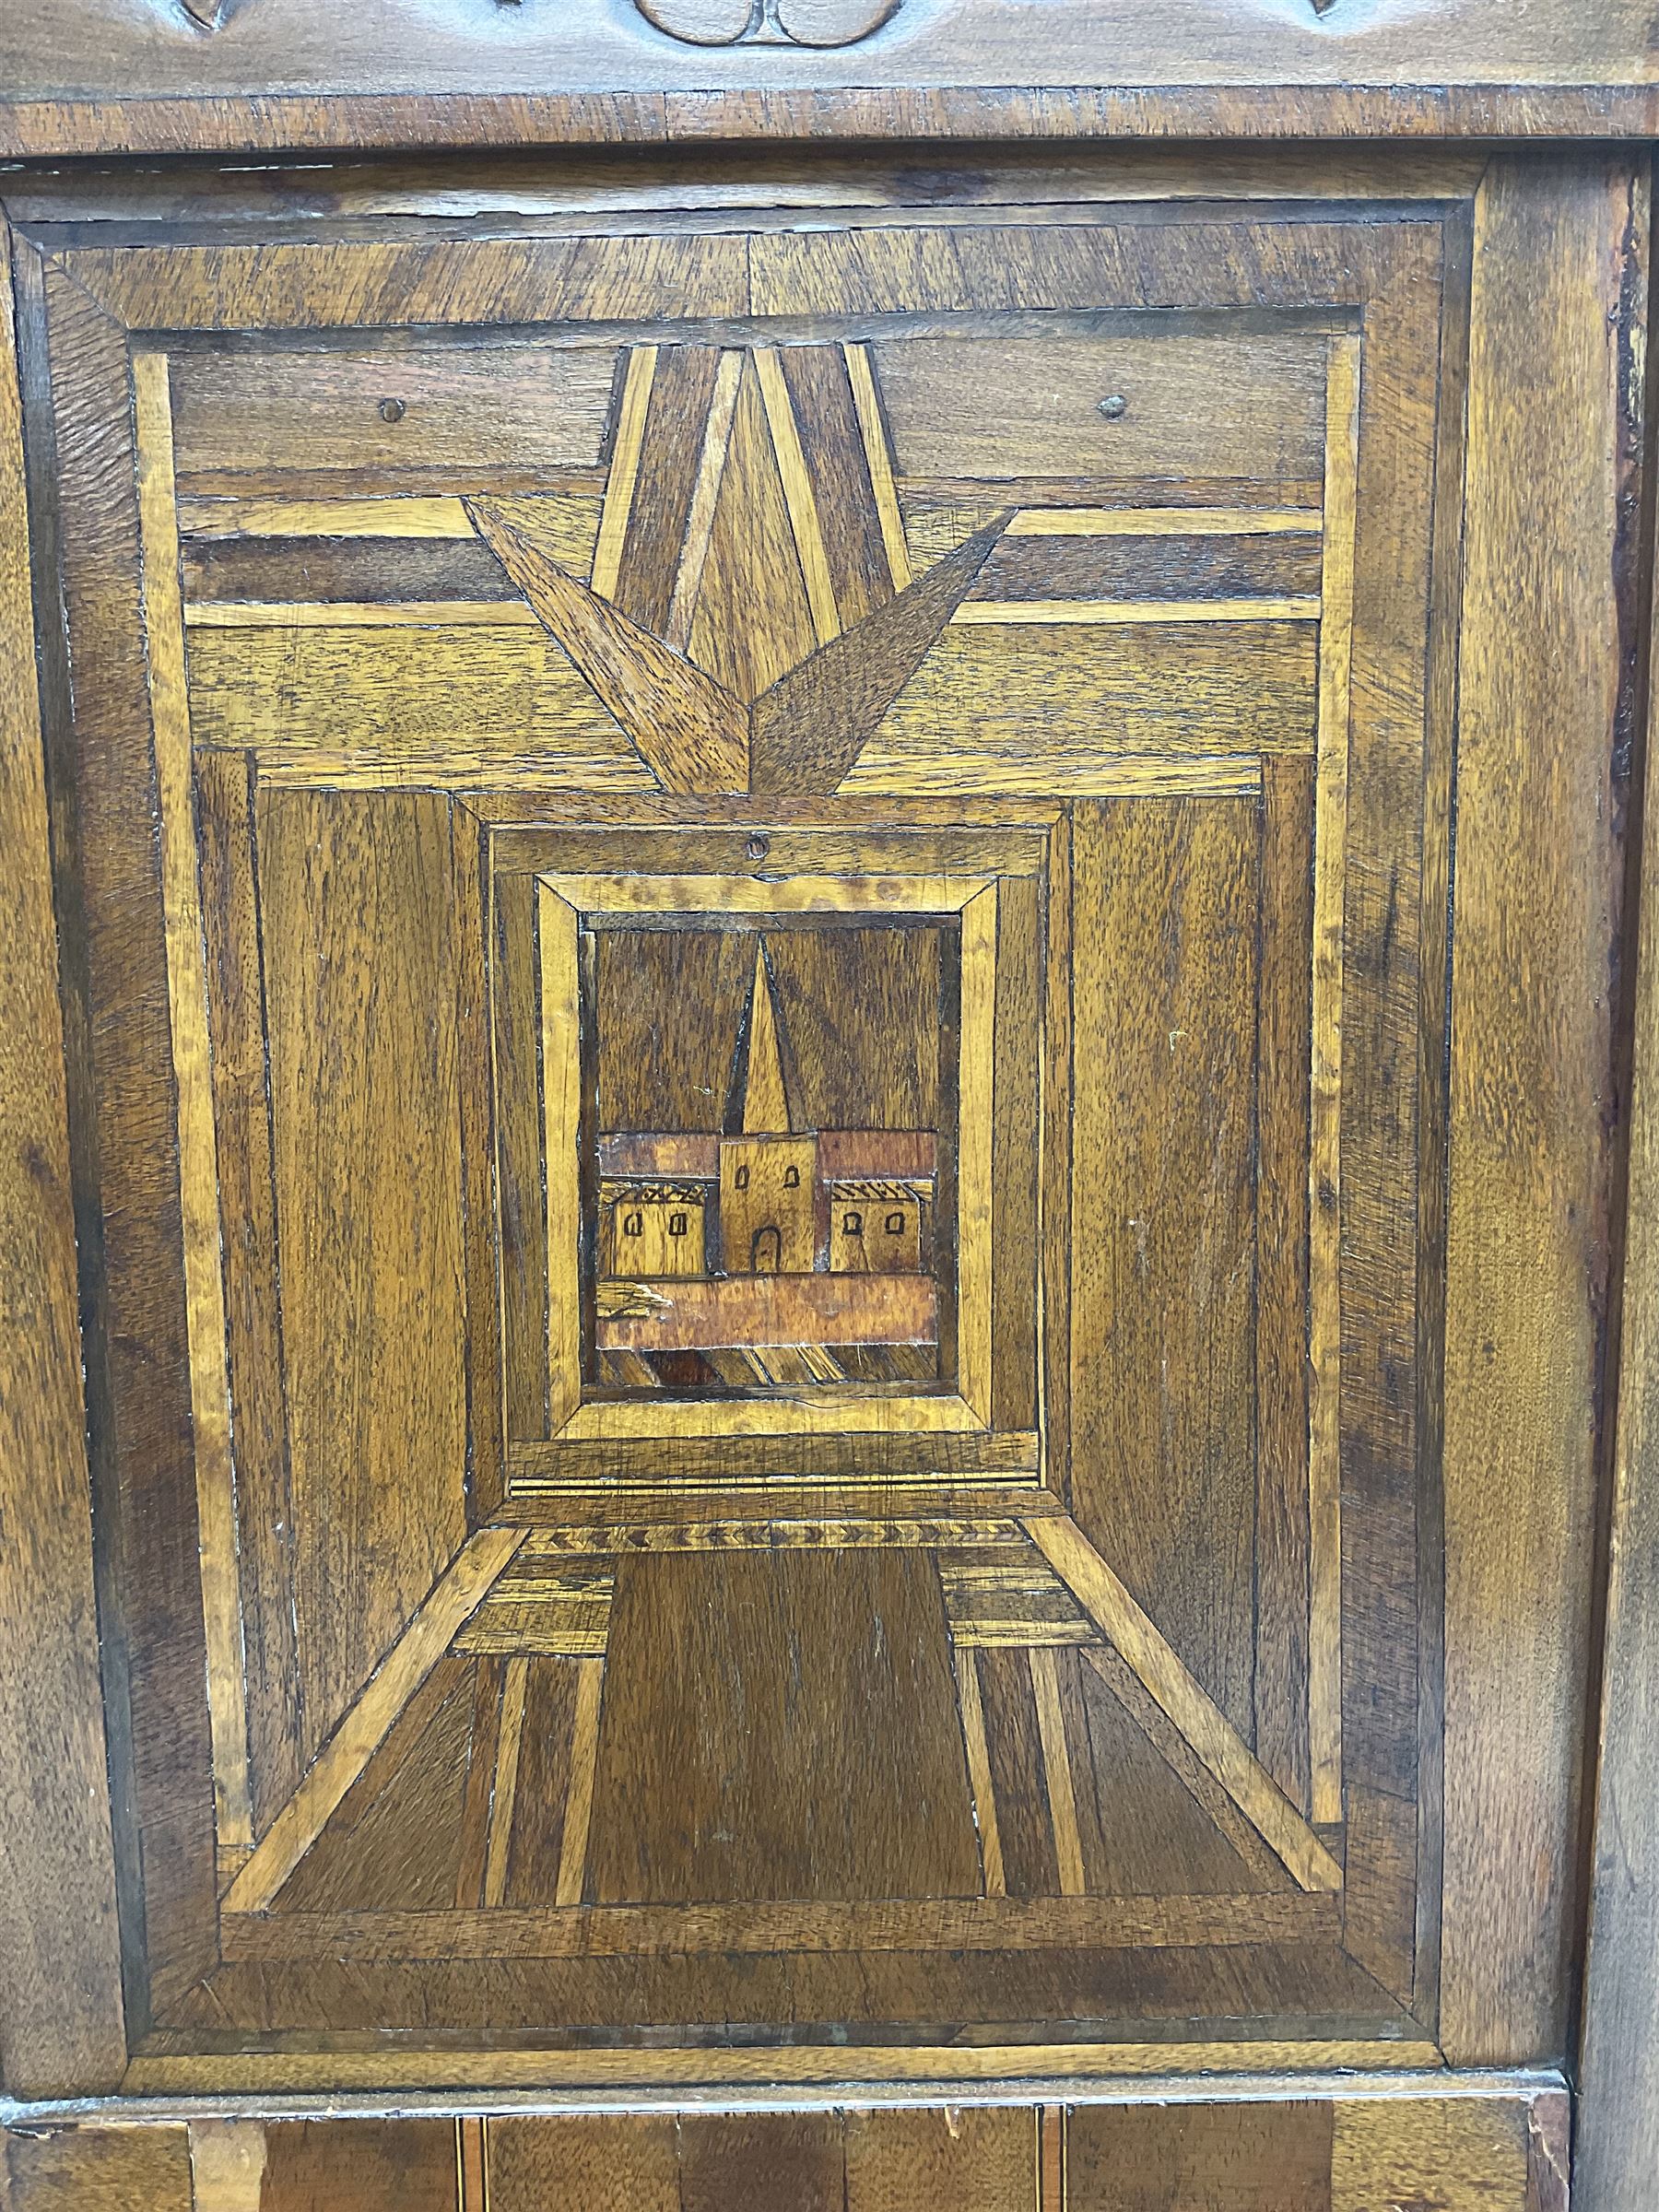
483 1657 530 1910
1308 333 1360 1830
590 344 658 600
665 347 744 652
555 1657 606 1908
184 600 536 628
177 495 477 540
843 340 913 593
953 1645 1006 1898
539 885 585 1433
755 347 841 646
1006 506 1324 538
134 350 254 1855
223 1526 525 1912
956 884 999 1428
1026 1516 1344 1894
1030 1646 1086 1897
952 597 1322 627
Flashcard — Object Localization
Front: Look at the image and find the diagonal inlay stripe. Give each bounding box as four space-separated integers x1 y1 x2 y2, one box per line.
470 499 750 794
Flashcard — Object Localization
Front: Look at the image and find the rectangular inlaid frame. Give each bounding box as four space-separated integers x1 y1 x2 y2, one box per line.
12 190 1467 2085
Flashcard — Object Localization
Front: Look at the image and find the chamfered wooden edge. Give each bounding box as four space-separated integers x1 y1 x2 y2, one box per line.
1439 152 1649 2072
0 86 1657 160
0 217 127 2097
1574 149 1659 2212
0 2063 1565 2124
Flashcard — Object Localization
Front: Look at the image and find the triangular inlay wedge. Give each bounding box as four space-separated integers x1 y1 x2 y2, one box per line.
748 513 1013 794
468 499 750 795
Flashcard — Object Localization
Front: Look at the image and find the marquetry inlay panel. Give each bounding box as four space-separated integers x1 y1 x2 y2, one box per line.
31 194 1455 2072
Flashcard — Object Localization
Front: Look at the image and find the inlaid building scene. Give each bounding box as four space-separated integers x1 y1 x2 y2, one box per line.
588 927 949 1392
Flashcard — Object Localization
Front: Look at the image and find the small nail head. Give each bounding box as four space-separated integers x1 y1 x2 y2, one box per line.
1098 393 1128 419
747 835 770 862
379 397 406 423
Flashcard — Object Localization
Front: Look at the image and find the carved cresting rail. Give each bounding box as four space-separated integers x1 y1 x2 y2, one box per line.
177 0 908 34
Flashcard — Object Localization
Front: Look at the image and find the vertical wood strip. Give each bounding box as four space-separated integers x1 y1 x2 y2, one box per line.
591 345 656 602
755 346 842 646
843 341 913 592
454 1658 503 1910
957 884 998 1425
133 349 254 1855
188 2122 266 2212
1256 755 1316 1814
1039 2107 1065 2212
1029 1647 1085 1897
457 2116 488 2212
665 347 743 652
0 224 126 2096
1041 811 1074 1504
483 1656 531 1910
453 802 506 1519
194 751 304 1837
1442 156 1641 2065
953 1645 1006 1898
539 886 584 1431
1307 332 1359 1829
554 1656 605 1908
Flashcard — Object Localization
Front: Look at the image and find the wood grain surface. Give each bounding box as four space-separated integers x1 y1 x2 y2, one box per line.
0 224 125 2098
1440 155 1644 2068
1 0 1659 155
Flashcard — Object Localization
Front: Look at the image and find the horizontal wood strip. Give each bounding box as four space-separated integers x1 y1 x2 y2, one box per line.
121 2042 1449 2094
178 495 477 538
219 1889 1339 1961
513 1517 1033 1553
222 1527 525 1913
184 600 540 628
951 597 1322 626
1006 506 1324 537
596 1273 937 1353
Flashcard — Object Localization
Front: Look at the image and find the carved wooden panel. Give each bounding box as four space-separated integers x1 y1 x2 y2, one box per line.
24 191 1459 2082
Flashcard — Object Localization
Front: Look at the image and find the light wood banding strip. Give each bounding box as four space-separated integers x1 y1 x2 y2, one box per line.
953 1646 1006 1898
554 1657 605 1908
178 496 476 539
539 886 584 1432
483 1657 531 1910
755 347 841 645
591 345 656 601
844 341 912 592
952 596 1322 625
134 350 253 1855
665 348 742 652
222 1526 524 1912
183 600 536 628
1030 1647 1086 1897
1006 507 1324 537
1308 333 1360 1829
